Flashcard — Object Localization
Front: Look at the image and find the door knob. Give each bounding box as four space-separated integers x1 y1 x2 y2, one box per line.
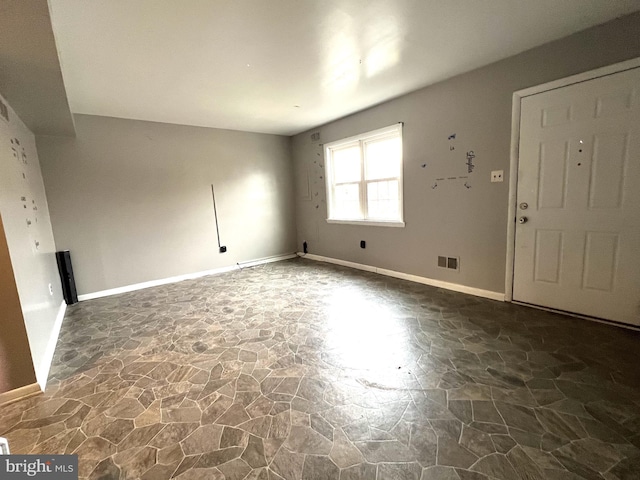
519 217 528 224
519 202 528 210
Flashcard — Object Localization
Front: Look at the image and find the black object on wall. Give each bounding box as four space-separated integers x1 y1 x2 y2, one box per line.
56 250 78 305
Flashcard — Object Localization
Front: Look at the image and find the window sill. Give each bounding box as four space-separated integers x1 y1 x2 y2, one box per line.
326 219 405 228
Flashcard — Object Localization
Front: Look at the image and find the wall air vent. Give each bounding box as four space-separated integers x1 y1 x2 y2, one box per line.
438 256 459 271
0 99 8 122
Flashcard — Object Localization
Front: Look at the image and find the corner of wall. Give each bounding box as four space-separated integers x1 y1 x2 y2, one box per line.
36 301 67 391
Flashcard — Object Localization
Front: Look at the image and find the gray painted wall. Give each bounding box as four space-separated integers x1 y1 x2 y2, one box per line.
0 91 63 386
292 12 640 295
37 114 296 295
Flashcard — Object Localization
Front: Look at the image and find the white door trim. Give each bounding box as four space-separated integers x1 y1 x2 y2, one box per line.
505 57 640 301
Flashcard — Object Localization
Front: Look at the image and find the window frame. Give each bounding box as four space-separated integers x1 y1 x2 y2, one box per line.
324 124 405 227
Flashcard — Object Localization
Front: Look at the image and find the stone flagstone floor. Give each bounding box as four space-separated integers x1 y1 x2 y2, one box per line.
1 258 640 480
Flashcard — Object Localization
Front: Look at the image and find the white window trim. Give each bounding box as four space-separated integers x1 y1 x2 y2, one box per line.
324 123 405 227
327 219 405 227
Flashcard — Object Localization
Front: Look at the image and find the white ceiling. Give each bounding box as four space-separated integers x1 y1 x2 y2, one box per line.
49 0 640 136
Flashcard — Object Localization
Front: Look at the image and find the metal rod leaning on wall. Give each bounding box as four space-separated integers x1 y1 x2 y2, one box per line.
211 185 226 253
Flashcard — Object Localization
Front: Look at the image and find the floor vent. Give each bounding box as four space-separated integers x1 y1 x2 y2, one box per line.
438 256 459 270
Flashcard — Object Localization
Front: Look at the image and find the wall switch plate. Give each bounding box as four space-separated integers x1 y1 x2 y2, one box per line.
491 170 504 182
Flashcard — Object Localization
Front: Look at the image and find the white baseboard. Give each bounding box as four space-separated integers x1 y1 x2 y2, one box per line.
236 253 297 269
78 253 298 302
36 301 66 391
303 253 378 273
78 266 237 301
0 382 42 407
299 253 505 302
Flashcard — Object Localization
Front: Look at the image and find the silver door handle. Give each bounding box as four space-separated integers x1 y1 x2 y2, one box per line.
519 217 528 224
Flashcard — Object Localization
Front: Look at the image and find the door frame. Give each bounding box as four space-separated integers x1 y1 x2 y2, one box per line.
505 57 640 302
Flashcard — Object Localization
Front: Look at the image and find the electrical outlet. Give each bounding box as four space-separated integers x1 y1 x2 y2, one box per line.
491 170 504 182
219 246 227 253
48 283 53 295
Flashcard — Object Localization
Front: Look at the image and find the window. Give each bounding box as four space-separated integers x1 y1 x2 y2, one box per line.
324 124 404 227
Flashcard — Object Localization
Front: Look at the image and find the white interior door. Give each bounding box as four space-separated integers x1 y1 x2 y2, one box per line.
513 67 640 326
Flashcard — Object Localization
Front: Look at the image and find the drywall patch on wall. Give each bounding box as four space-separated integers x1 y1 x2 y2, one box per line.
293 137 325 253
310 141 326 212
430 132 478 190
